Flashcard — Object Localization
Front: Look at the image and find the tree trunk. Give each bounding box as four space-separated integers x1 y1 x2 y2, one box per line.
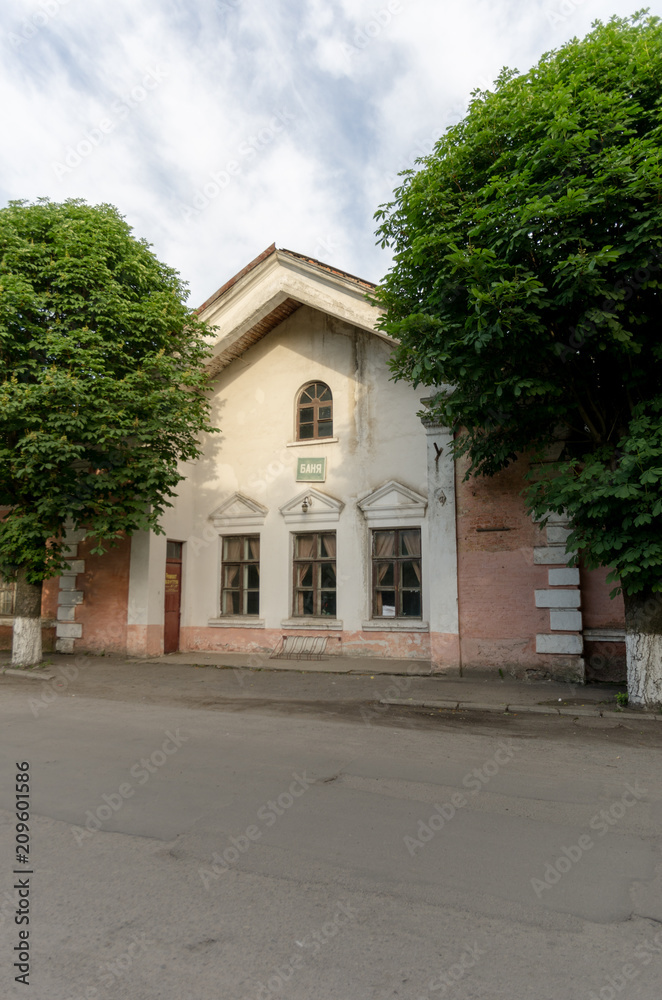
623 587 662 707
11 568 43 666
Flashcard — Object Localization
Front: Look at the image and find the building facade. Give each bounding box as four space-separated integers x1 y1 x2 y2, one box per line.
1 246 626 680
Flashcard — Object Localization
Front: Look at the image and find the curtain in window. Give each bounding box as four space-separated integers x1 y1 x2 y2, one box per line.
224 537 242 560
248 537 260 560
374 532 395 557
401 530 422 582
321 533 336 557
373 531 394 587
296 535 316 559
401 530 420 556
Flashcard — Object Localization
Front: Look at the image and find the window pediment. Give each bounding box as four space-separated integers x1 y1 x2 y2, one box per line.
209 493 268 529
358 481 427 524
279 488 344 524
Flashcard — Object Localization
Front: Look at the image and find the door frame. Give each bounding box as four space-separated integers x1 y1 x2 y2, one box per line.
164 541 183 654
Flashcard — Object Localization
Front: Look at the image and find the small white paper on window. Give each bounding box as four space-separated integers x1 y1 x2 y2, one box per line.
382 606 396 618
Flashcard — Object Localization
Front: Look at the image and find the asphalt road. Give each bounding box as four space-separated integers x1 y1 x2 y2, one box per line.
1 672 661 1000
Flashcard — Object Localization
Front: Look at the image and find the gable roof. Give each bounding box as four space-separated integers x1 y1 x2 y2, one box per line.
197 244 390 379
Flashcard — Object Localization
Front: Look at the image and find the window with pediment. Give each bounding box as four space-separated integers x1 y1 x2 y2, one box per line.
292 532 336 617
221 535 260 616
372 528 422 618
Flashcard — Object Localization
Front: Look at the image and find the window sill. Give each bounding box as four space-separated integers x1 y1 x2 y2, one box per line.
286 438 339 448
362 620 429 632
208 617 265 628
583 628 625 642
281 618 343 630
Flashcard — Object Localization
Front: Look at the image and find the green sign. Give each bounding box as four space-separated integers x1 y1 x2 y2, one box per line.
296 457 326 482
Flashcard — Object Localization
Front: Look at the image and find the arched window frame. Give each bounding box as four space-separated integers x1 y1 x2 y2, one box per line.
296 381 333 441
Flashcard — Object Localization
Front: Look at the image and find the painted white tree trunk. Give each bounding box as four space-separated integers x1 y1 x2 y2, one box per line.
11 616 43 667
626 633 662 707
10 569 44 667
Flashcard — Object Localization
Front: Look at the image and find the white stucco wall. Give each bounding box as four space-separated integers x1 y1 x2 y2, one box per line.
127 302 459 663
166 307 426 626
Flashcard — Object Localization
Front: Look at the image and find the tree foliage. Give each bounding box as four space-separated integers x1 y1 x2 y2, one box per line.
0 199 213 584
374 12 662 596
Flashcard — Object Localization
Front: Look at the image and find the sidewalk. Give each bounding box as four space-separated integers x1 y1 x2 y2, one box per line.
2 648 655 720
136 650 437 674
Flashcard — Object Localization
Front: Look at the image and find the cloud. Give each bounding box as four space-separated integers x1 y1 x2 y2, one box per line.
0 0 655 301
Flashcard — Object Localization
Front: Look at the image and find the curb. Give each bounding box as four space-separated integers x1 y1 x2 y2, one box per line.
1 668 55 681
379 698 662 721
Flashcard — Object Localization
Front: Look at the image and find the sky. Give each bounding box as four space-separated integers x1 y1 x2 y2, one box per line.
1 0 659 307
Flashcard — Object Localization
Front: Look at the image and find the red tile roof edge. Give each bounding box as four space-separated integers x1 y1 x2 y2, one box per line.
277 248 377 292
195 244 377 314
195 243 277 315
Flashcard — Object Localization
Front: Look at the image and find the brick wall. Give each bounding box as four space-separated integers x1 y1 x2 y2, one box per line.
455 452 625 679
71 536 132 654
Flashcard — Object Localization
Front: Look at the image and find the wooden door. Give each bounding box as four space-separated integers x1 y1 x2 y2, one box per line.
164 541 183 654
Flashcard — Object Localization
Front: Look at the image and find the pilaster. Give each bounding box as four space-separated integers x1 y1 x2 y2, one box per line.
533 512 585 676
420 413 459 667
55 527 86 653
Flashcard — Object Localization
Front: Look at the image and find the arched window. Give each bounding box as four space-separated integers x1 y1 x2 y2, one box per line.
296 382 333 440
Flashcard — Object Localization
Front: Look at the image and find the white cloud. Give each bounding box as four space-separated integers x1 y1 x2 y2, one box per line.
1 0 659 301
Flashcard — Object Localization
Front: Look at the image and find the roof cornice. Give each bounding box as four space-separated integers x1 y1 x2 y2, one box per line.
198 246 390 378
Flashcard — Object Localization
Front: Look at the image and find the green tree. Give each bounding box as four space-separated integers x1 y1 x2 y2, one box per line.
0 199 213 665
374 13 662 705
